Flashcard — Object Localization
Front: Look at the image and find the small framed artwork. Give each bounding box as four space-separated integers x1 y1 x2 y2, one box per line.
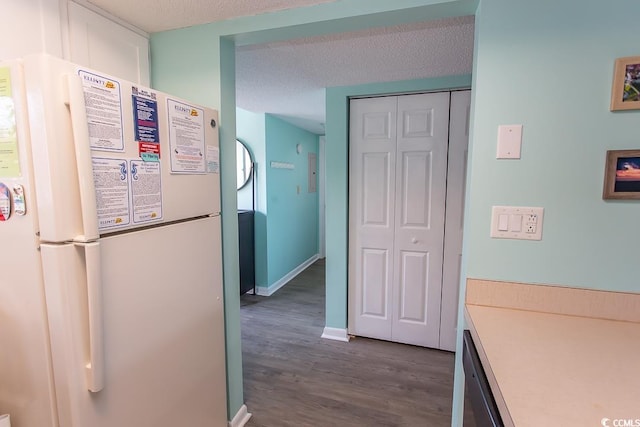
610 56 640 111
603 150 640 199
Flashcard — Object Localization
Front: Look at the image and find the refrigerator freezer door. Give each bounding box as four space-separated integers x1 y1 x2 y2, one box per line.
22 55 221 242
41 216 227 427
22 55 86 243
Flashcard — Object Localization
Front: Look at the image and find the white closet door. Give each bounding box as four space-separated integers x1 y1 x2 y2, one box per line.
391 92 450 347
349 96 398 341
349 92 450 348
440 90 471 351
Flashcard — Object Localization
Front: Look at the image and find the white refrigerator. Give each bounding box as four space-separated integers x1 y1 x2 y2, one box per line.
0 55 227 427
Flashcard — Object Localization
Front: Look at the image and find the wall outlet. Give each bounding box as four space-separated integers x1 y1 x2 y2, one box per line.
525 214 538 234
491 206 544 240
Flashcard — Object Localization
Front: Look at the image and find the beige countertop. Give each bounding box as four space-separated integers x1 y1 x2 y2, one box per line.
464 279 640 427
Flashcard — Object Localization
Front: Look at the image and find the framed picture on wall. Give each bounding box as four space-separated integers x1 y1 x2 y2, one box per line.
610 56 640 111
603 150 640 199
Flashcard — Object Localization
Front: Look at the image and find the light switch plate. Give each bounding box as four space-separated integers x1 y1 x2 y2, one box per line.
490 206 544 240
497 124 523 159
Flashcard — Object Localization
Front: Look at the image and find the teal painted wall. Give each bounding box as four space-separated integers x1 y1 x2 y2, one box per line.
150 0 478 422
466 0 640 289
216 38 245 422
145 0 640 423
236 109 264 211
264 115 319 286
236 111 319 290
450 1 640 425
236 108 268 287
151 34 245 419
201 0 478 47
324 75 472 329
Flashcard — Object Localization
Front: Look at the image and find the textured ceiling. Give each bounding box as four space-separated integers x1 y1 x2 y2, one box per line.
86 0 338 33
80 1 475 134
237 16 475 133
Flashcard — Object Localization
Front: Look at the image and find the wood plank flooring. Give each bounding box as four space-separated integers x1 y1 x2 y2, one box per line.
241 259 455 427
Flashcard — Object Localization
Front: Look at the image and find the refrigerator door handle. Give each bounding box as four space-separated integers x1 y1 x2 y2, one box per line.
75 241 105 392
64 73 100 242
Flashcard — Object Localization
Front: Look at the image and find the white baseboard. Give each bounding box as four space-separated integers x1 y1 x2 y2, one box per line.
228 404 252 427
321 327 350 342
255 254 319 296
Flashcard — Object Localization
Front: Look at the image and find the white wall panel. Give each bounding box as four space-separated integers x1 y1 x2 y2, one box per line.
68 2 149 85
0 0 63 60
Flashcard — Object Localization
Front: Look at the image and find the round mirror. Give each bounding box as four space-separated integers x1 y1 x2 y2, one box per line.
236 139 253 190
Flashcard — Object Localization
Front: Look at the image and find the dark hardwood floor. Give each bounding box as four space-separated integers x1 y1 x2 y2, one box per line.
240 259 455 427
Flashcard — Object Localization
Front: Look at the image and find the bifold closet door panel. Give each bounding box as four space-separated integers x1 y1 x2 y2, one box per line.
349 96 398 341
391 92 450 348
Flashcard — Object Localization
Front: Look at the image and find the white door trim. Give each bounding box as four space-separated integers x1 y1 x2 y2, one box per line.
318 136 326 258
439 90 471 351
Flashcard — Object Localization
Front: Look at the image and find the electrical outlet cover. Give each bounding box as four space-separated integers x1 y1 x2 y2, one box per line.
491 206 544 240
496 125 523 159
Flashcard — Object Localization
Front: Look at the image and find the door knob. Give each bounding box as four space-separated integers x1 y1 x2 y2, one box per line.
411 237 418 244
